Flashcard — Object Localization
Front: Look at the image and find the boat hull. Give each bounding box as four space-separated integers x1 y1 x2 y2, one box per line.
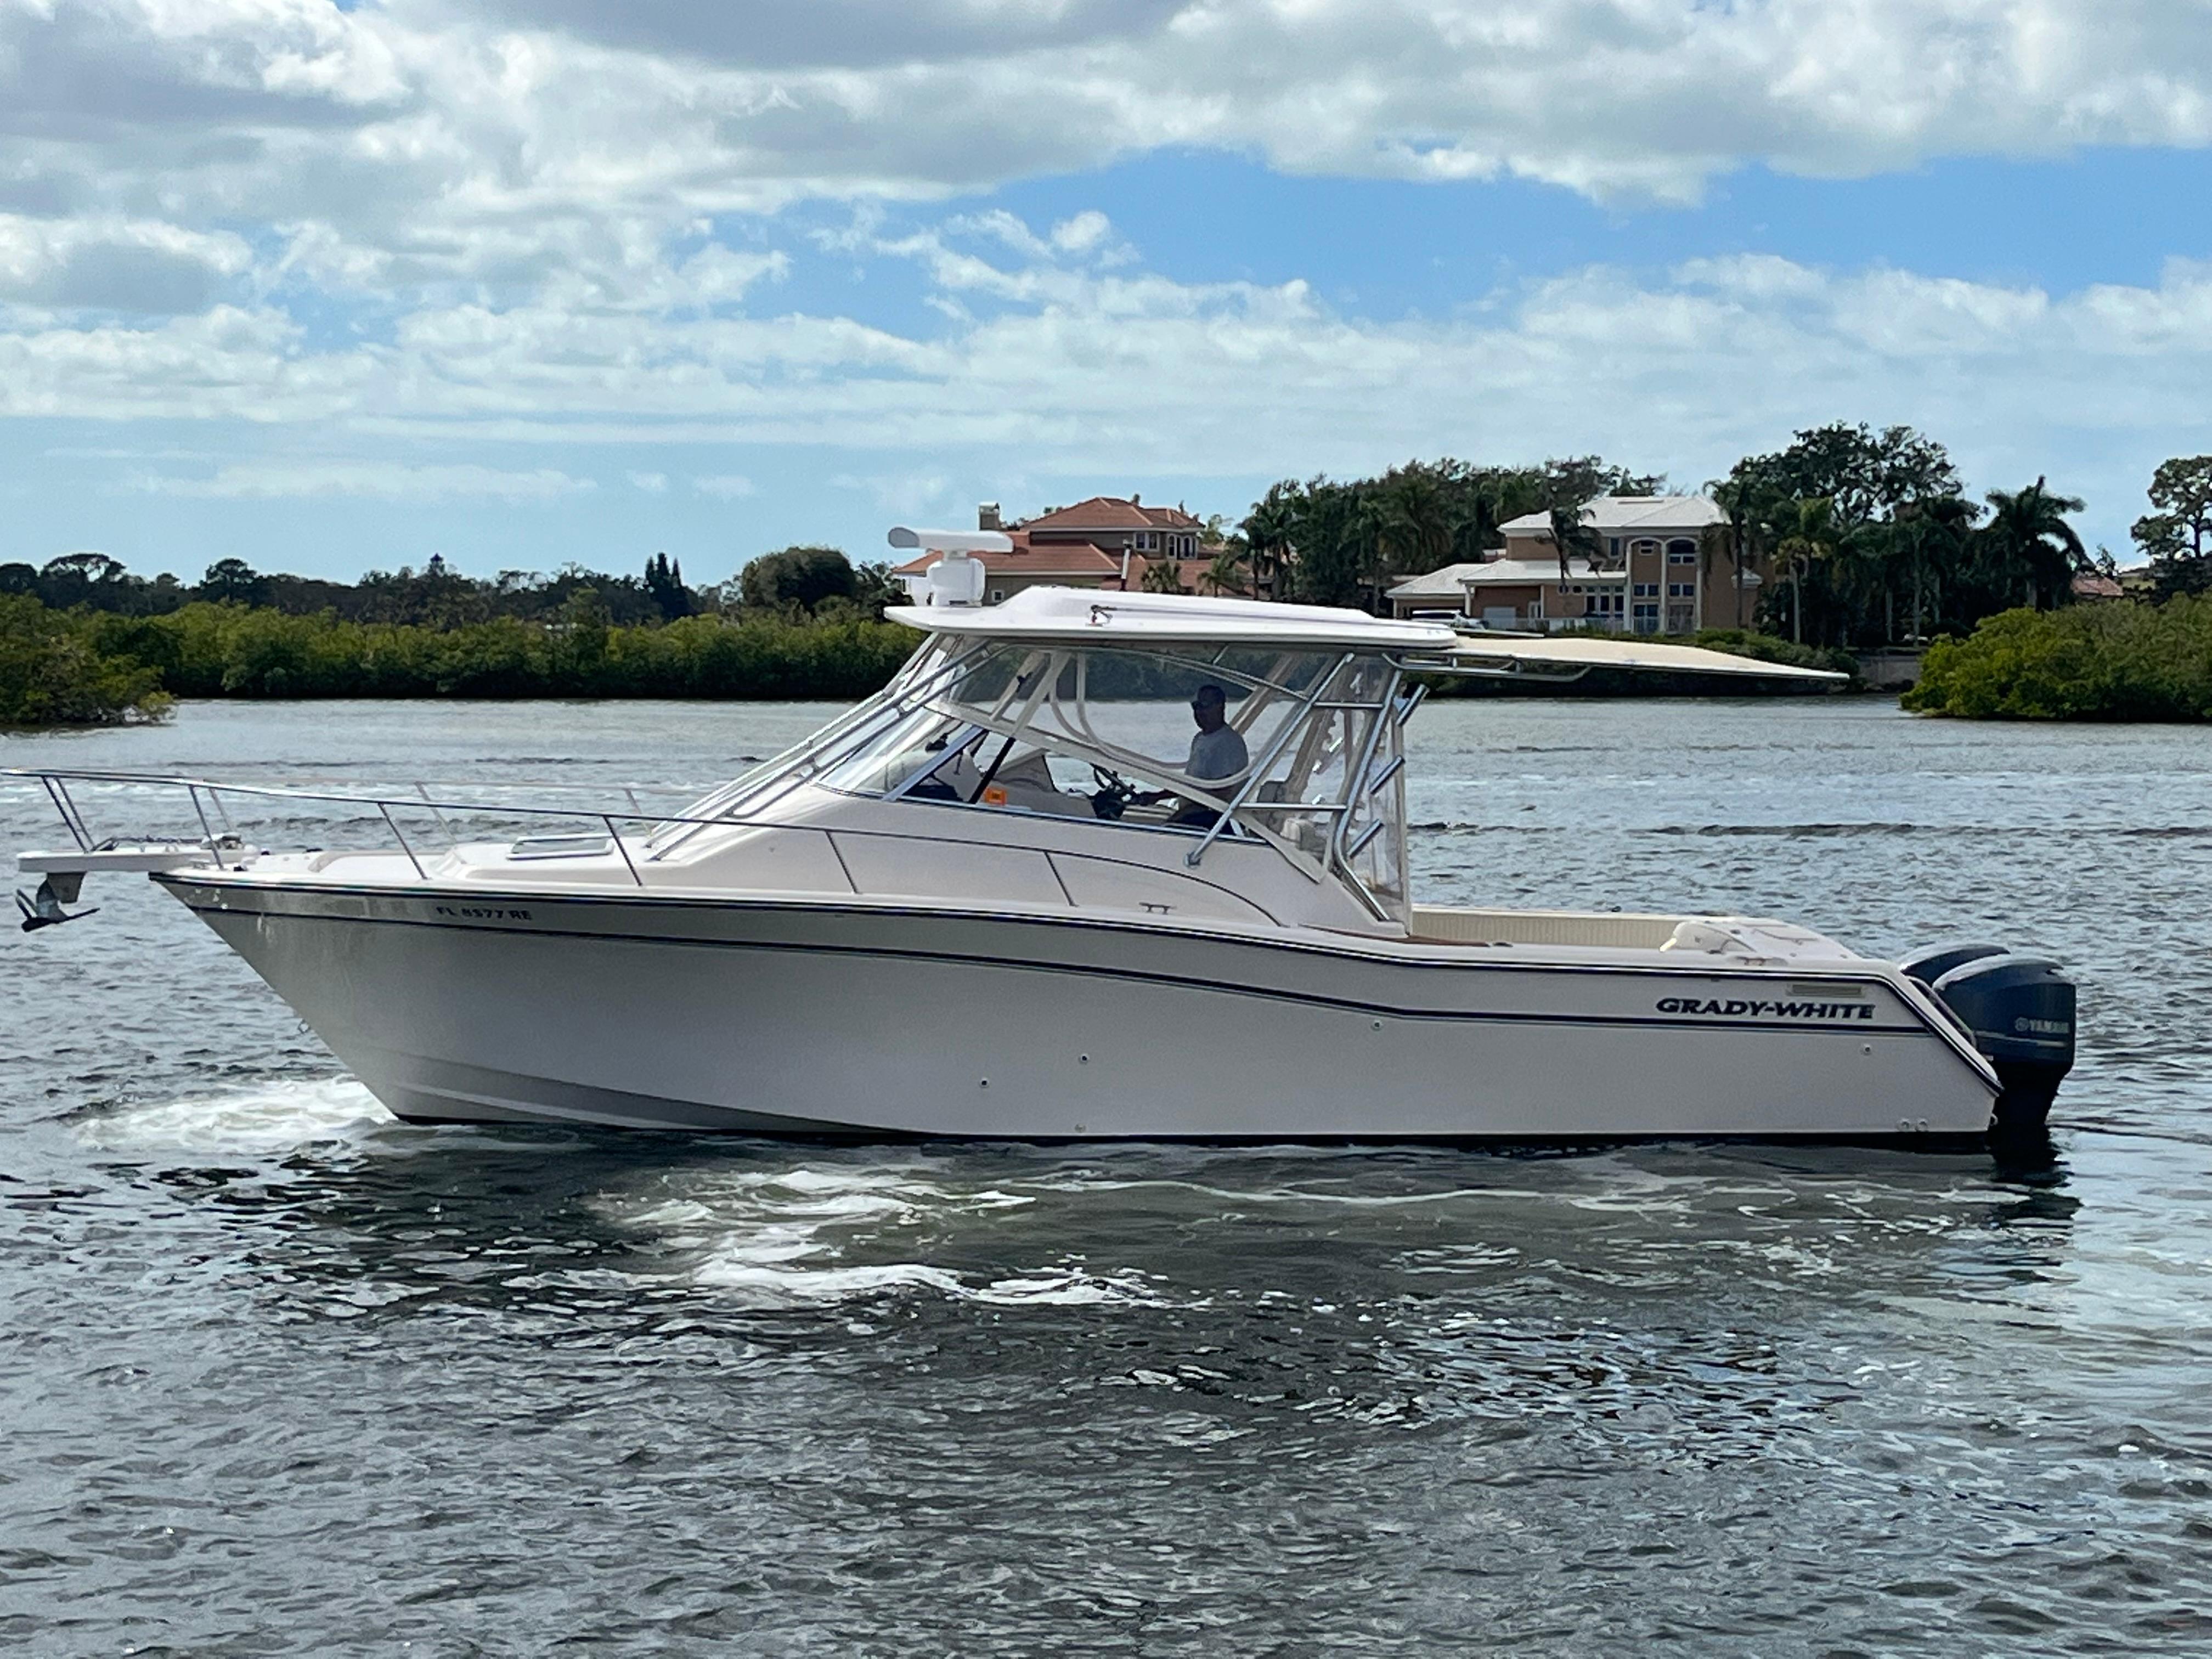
162 876 2000 1143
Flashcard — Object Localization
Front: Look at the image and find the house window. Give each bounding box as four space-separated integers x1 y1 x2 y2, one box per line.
1135 532 1159 551
1668 544 1697 565
1632 603 1660 634
1631 539 1659 560
1528 598 1544 620
1633 582 1659 597
989 588 1005 603
1668 582 1695 598
1607 538 1622 557
1667 605 1695 632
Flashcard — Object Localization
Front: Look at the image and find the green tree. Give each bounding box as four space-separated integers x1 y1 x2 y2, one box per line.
1376 464 1461 577
1978 477 2088 610
643 552 693 620
1544 500 1605 587
37 551 133 611
1704 469 1787 631
1200 544 1249 596
850 561 905 618
1890 494 1978 642
1773 498 1838 646
1240 484 1299 600
1725 424 1980 646
2133 456 2212 600
0 594 170 725
558 585 612 681
1140 556 1188 595
741 545 857 612
1747 422 1962 524
198 557 267 606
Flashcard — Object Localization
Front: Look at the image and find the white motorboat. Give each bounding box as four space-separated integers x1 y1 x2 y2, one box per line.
10 543 2074 1146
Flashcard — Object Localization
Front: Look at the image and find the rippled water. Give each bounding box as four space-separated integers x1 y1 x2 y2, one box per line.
4 697 2211 1655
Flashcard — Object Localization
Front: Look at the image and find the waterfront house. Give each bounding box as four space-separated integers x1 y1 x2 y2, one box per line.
1386 496 1765 633
889 496 1233 603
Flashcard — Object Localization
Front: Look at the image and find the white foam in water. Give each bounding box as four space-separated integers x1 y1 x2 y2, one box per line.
691 1259 968 1306
970 1268 1163 1307
614 1163 1152 1311
77 1077 395 1154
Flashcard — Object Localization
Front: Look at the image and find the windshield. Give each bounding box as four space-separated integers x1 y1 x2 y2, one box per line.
813 641 1401 903
662 634 1411 920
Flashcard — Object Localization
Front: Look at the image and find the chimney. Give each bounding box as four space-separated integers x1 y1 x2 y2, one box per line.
1130 493 1139 506
978 503 1002 531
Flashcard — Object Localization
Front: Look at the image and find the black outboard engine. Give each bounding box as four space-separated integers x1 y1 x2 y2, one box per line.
1902 945 2076 1133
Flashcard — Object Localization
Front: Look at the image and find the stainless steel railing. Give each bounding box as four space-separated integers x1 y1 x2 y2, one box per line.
2 765 1295 921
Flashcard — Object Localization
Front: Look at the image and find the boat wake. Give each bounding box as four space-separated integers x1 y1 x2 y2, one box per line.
614 1164 1163 1310
74 1076 395 1154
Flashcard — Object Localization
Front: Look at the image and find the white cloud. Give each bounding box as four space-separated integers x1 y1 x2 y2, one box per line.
692 473 755 498
0 215 253 312
123 461 597 501
5 4 2212 552
1 0 2208 307
22 219 2204 545
627 470 668 492
1049 211 1113 255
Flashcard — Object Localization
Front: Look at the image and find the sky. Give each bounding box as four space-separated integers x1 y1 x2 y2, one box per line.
4 1 2212 587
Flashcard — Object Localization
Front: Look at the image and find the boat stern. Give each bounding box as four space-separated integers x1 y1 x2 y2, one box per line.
1902 944 2078 1134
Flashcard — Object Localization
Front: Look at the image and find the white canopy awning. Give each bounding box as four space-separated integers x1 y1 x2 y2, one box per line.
884 585 1458 651
1432 635 1846 682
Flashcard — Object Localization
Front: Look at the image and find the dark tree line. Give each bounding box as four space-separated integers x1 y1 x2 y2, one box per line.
1232 458 1664 609
1713 424 2104 648
0 545 906 629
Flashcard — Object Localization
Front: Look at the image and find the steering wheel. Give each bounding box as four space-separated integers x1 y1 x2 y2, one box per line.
1088 764 1139 820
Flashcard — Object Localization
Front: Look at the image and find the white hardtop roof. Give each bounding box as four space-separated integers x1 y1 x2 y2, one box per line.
1440 634 1845 682
885 585 1458 650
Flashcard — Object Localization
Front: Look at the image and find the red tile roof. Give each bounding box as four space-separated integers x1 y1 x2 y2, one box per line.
888 529 1127 578
1021 495 1203 533
889 531 1244 594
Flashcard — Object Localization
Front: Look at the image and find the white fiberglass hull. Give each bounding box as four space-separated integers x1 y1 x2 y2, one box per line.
162 873 2001 1144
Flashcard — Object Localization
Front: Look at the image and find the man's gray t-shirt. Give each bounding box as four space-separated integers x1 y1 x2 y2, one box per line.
1187 725 1249 782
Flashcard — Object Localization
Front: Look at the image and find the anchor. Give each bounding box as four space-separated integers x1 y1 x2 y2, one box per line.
15 872 99 932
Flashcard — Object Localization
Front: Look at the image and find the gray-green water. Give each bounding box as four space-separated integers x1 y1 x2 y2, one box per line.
3 698 2208 1655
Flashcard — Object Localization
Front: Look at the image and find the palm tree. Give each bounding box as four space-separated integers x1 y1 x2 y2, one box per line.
1352 495 1393 612
1697 520 1738 627
1545 500 1603 586
1891 495 1978 641
1706 472 1785 631
1200 543 1249 597
1240 488 1298 601
1379 467 1459 577
1140 556 1187 596
1979 477 2087 609
1774 497 1838 646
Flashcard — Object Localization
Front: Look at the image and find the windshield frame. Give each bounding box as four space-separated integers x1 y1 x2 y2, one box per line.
656 631 1415 922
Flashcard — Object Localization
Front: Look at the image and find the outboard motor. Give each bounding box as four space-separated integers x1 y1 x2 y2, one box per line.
1904 949 2076 1133
1899 941 2007 987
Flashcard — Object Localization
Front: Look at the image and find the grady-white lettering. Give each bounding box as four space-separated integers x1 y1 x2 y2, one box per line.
1655 996 1877 1021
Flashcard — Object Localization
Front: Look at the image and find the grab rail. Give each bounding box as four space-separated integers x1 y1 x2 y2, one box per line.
1 765 1294 922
